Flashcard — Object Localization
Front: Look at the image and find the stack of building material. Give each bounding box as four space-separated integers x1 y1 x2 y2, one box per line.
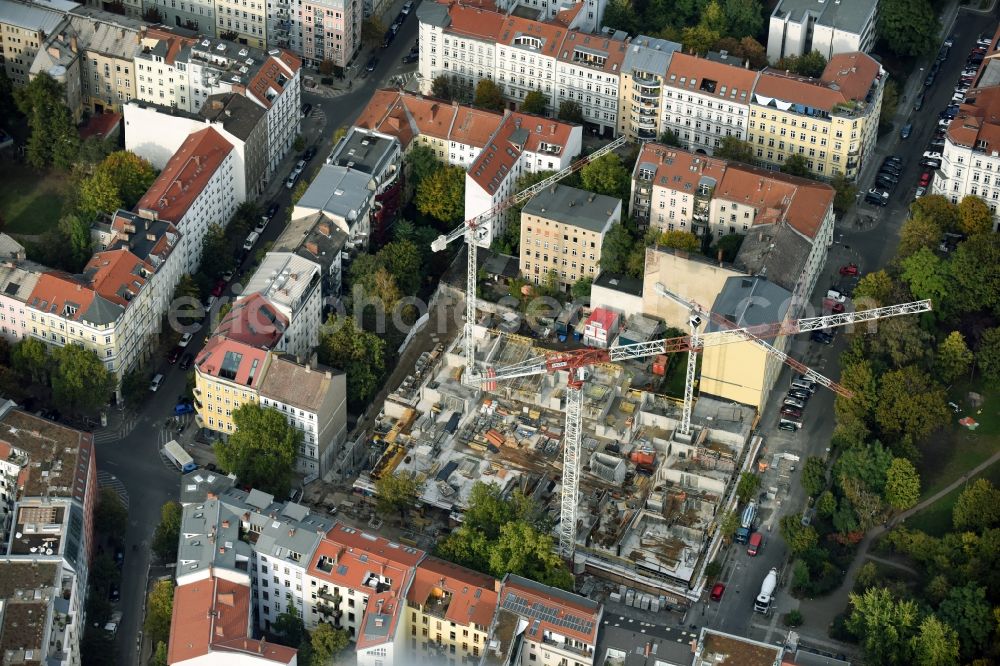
590 452 626 484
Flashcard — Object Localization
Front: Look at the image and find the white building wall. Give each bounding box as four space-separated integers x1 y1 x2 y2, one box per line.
173 151 240 274
934 138 1000 230
555 62 618 134
661 87 750 155
0 293 30 343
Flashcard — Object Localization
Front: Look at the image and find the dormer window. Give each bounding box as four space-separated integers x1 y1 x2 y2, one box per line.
514 35 542 50
63 305 77 316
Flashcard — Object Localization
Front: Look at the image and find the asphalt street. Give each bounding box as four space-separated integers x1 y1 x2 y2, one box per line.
698 8 998 656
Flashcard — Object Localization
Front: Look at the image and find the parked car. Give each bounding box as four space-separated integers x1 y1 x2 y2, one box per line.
811 329 834 344
178 332 193 347
303 147 317 161
875 178 896 191
301 102 312 117
924 71 936 87
777 419 801 432
179 353 194 370
876 170 899 183
788 388 811 400
710 583 725 601
913 92 925 111
149 373 164 392
868 187 890 200
780 406 803 418
211 279 226 297
167 346 182 364
174 402 195 415
937 45 950 61
244 231 260 251
265 202 280 220
921 158 942 169
293 159 306 176
366 55 379 71
285 172 298 189
109 583 120 602
915 185 927 198
865 192 888 206
900 123 912 139
402 52 418 63
783 396 806 410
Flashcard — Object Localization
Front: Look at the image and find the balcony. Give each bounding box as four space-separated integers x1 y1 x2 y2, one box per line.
633 74 660 87
541 636 592 658
637 128 657 140
422 592 453 620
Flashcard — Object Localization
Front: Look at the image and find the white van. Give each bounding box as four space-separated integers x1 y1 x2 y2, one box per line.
149 373 164 392
243 231 260 251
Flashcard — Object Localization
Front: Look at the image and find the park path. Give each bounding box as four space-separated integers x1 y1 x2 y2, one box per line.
796 449 1000 635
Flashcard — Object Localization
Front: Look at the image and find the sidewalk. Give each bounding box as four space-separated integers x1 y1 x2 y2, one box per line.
795 449 1000 635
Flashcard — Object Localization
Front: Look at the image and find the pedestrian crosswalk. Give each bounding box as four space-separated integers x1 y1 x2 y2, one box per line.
97 470 130 512
93 412 140 444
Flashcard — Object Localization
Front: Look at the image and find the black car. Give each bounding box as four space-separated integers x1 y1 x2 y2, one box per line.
179 353 194 370
381 30 394 48
913 92 924 111
865 193 888 206
366 55 378 71
811 329 835 344
402 52 418 63
114 547 124 568
921 158 942 169
265 202 280 219
301 102 312 117
109 583 120 602
880 164 902 177
303 147 317 161
924 71 936 87
875 178 896 191
937 45 950 61
877 170 899 183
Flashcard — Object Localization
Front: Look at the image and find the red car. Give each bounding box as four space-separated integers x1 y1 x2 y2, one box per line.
710 583 725 601
781 406 803 419
211 279 226 297
167 346 183 364
839 263 859 276
919 172 932 187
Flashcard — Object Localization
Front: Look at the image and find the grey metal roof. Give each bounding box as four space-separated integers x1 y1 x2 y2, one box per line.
733 222 812 295
708 276 791 332
416 0 450 28
622 36 680 76
521 184 620 233
296 165 372 225
0 0 67 32
328 128 398 176
246 488 275 509
180 469 237 505
595 621 695 666
81 294 123 326
199 93 266 142
67 8 145 60
272 211 349 279
770 0 875 35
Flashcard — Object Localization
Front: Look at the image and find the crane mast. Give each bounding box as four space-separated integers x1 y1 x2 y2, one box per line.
430 135 629 383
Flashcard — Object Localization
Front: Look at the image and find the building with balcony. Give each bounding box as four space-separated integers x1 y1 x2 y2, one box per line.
482 574 601 666
272 213 349 298
298 0 362 68
292 165 375 249
748 51 884 179
493 0 607 33
766 0 878 64
630 144 725 236
265 0 298 51
136 126 238 274
554 29 627 137
326 128 403 245
241 252 323 359
660 52 757 156
519 184 621 290
214 0 267 48
465 112 582 247
617 35 680 142
354 89 504 171
259 356 347 478
404 556 498 664
933 86 1000 228
0 0 75 86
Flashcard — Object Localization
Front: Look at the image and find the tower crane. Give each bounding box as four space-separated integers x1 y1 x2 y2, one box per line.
479 298 932 559
431 135 629 384
653 282 852 436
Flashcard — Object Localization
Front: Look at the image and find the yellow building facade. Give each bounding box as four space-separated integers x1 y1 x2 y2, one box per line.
193 336 268 433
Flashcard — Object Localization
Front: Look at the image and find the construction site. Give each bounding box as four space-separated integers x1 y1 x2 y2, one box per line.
354 327 761 608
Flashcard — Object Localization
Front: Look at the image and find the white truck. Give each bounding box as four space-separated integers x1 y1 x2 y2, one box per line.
162 439 196 473
754 567 778 613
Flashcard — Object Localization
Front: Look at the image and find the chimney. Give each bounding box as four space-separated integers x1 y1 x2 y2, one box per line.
70 34 78 52
211 99 224 110
222 520 230 528
317 222 331 236
304 241 319 255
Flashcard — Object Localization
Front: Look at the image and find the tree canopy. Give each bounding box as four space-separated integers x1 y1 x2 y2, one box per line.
557 100 583 123
152 501 183 562
51 344 116 415
415 165 466 226
317 316 386 411
579 153 631 201
13 73 79 169
145 580 174 649
714 137 756 164
780 153 812 177
877 0 939 57
657 230 700 252
875 366 950 445
885 458 920 511
952 479 1000 532
474 79 504 111
521 90 547 115
957 196 993 236
375 473 425 520
214 403 300 497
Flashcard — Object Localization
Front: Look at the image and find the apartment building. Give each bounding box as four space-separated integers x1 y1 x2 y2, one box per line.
136 126 238 274
692 627 783 666
245 49 301 175
403 556 498 665
272 213 349 298
749 51 884 179
519 183 620 290
194 334 271 434
215 0 267 48
354 89 502 170
259 356 347 478
660 52 757 156
145 0 214 32
492 0 608 33
125 96 268 202
27 24 84 120
767 0 878 64
933 87 1000 227
554 29 627 137
292 165 375 248
483 574 601 666
265 0 298 50
299 0 362 69
617 35 680 141
0 0 74 85
0 238 41 343
465 112 582 247
241 252 323 359
630 144 727 234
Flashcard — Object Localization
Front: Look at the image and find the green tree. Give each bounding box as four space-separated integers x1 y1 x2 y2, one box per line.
885 458 920 511
714 137 755 164
911 195 959 232
152 501 183 562
879 79 899 133
601 0 639 34
293 134 306 152
521 90 547 115
152 642 168 666
199 224 235 279
957 195 993 236
658 129 683 147
13 73 79 169
935 331 972 384
557 100 584 123
489 521 574 590
898 213 942 258
214 403 300 497
779 514 818 556
681 24 720 55
736 472 760 504
831 172 858 215
78 136 115 166
910 615 960 666
78 169 123 219
291 179 309 205
794 50 827 78
874 316 933 368
736 36 768 68
431 75 453 101
59 213 93 272
836 360 878 426
657 230 700 252
840 475 887 530
12 337 50 385
937 585 993 659
717 510 739 543
94 487 128 539
51 344 116 415
415 165 465 225
600 224 637 274
580 152 630 201
374 472 425 520
816 490 837 517
800 457 826 497
0 68 16 124
847 587 919 665
711 233 744 262
853 269 894 306
698 0 727 33
835 442 893 494
144 579 174 647
474 79 504 111
570 277 592 301
311 623 350 664
978 327 1000 381
952 478 1000 532
722 0 763 39
949 233 1000 314
95 151 158 209
317 316 385 410
273 604 305 647
780 153 811 177
875 366 950 444
901 247 953 306
877 0 938 57
377 240 423 296
405 143 441 186
360 17 385 47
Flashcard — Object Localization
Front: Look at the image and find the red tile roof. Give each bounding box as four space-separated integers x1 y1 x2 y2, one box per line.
136 127 234 223
27 273 96 322
821 52 882 102
195 334 270 387
715 165 834 240
215 293 289 349
143 26 198 65
354 90 503 150
83 249 151 308
409 556 499 628
78 112 121 141
247 52 301 110
468 112 576 194
443 3 506 41
755 51 880 112
557 30 628 74
635 143 727 200
947 86 1000 152
665 52 757 103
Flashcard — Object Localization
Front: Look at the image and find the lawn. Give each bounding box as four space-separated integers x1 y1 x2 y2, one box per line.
917 382 1000 500
0 162 70 235
905 463 1000 537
